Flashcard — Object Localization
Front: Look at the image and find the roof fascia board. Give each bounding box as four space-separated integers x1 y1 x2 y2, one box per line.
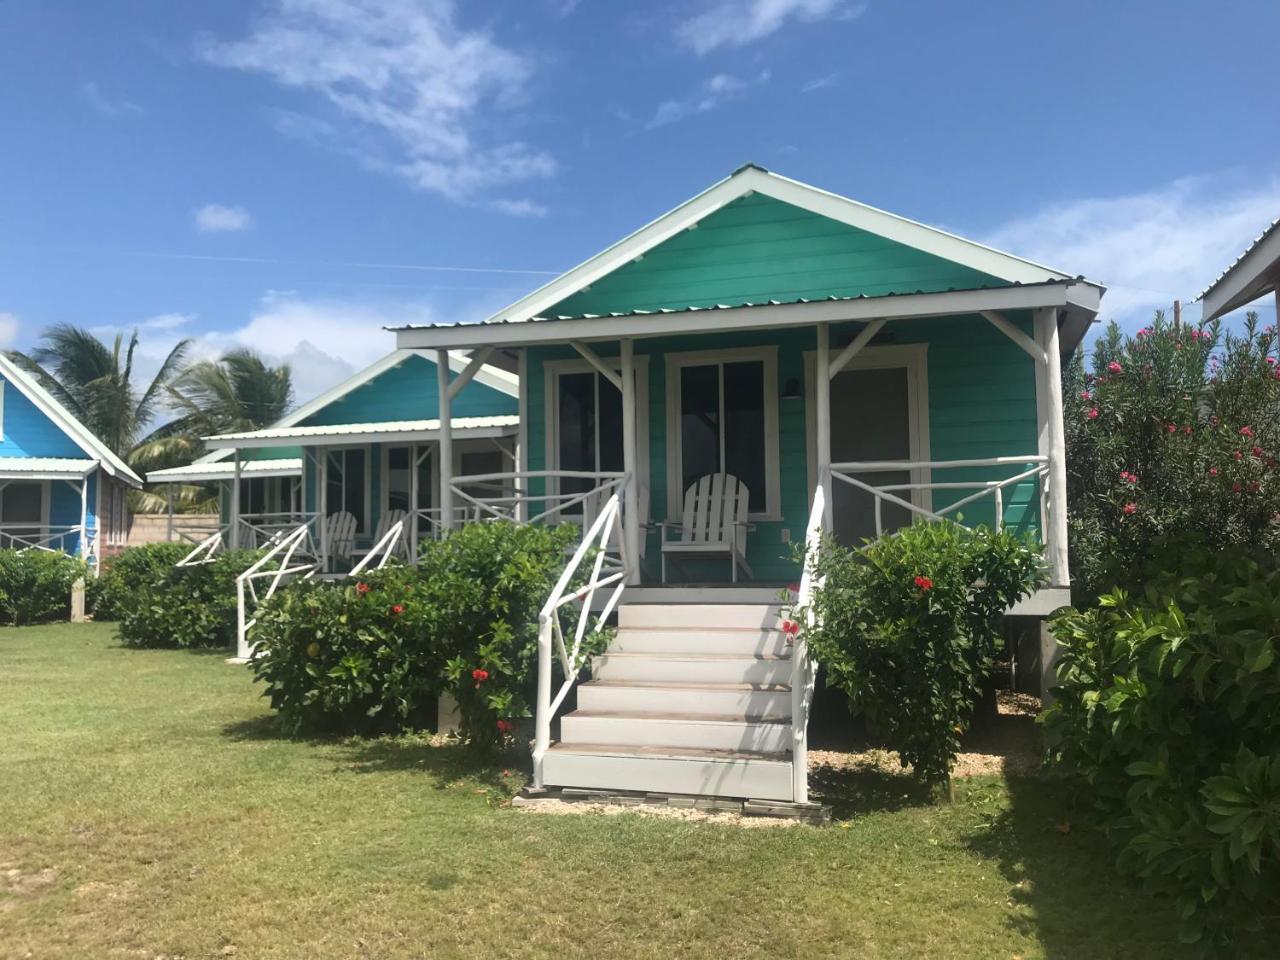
205 423 517 450
0 354 142 486
1200 226 1280 321
147 462 303 483
395 283 1082 350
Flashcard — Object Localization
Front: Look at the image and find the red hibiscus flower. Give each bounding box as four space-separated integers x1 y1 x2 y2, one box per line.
356 582 371 594
390 604 404 616
1209 467 1219 477
496 719 515 735
1252 446 1265 458
1080 390 1092 401
1107 361 1123 374
913 575 933 591
781 620 800 636
1166 423 1177 434
1240 425 1256 438
1248 481 1261 493
1232 482 1243 493
1122 502 1137 515
1235 451 1244 461
472 668 489 685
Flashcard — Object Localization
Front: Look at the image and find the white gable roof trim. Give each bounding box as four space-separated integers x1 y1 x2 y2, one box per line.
391 163 1093 337
0 353 143 487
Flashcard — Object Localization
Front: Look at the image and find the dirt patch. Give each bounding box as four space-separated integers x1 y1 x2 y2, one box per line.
1 864 59 905
74 879 138 902
511 797 804 828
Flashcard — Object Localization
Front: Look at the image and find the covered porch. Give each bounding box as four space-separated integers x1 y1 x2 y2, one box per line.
0 457 99 562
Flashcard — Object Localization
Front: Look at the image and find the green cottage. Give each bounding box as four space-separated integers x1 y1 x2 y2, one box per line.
392 164 1104 803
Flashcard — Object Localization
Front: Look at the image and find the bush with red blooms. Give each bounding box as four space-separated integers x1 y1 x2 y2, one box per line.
1065 311 1280 602
799 520 1044 792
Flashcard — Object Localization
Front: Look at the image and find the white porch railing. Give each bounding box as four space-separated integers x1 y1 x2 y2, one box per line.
829 455 1051 539
349 520 407 576
234 512 321 551
0 523 86 556
448 470 629 526
178 530 224 566
234 524 318 660
790 484 825 805
532 489 631 789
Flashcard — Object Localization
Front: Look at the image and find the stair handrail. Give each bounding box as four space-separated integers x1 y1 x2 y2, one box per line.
349 520 407 576
791 483 826 805
177 530 223 566
532 484 630 789
234 524 318 660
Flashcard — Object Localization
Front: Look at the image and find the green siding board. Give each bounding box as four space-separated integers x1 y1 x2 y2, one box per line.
548 195 1006 319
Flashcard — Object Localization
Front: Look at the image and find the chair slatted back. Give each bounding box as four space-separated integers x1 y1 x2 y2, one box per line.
325 511 357 560
679 474 749 544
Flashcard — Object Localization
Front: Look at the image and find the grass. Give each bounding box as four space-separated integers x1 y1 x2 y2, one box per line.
0 623 1269 960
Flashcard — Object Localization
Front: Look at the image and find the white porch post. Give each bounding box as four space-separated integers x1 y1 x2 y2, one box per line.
620 338 641 583
436 350 454 533
165 485 174 542
516 347 529 523
1034 307 1070 587
815 323 833 531
78 474 89 559
230 450 242 549
316 450 329 568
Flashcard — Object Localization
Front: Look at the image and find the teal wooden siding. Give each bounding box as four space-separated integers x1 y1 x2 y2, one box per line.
300 354 516 426
0 374 85 458
547 194 1006 318
528 315 1042 584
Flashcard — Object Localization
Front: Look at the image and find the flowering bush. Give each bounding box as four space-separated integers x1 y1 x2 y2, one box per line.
1042 547 1280 950
1065 312 1280 601
250 521 583 748
800 521 1044 792
0 549 87 625
88 541 191 621
117 549 261 648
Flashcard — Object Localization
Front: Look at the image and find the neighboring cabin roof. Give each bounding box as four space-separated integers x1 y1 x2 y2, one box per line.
147 458 303 483
391 163 1102 340
0 456 100 480
190 348 517 467
0 353 143 487
203 414 520 450
1198 217 1280 323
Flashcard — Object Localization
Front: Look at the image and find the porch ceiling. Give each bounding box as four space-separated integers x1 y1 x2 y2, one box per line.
390 280 1101 354
203 415 520 450
0 456 97 481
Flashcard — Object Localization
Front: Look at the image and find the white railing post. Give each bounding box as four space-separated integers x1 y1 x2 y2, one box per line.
792 483 825 805
533 614 553 788
1035 307 1070 587
437 350 454 534
815 322 833 532
620 338 641 584
236 576 250 660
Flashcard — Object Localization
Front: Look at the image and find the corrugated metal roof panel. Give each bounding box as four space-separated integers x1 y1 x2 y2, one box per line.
204 415 520 444
1199 218 1280 300
0 457 97 477
147 458 303 483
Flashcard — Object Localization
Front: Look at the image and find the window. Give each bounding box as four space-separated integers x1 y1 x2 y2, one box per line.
325 448 367 531
0 480 43 527
667 348 779 519
556 371 623 507
386 446 411 513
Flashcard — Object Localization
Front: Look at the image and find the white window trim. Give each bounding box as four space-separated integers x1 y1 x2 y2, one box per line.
544 355 651 505
324 445 373 534
803 342 932 514
664 345 781 522
0 477 50 527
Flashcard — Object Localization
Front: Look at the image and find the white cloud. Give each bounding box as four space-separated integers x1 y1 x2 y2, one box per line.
198 0 554 210
194 203 252 233
0 312 19 349
676 0 865 55
81 81 143 117
800 72 837 93
646 71 768 129
981 175 1280 329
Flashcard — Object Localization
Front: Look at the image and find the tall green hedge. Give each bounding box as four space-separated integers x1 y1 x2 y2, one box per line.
117 549 262 649
0 549 86 625
90 542 192 621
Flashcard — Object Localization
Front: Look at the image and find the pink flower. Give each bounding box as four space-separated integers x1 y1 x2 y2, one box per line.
1183 425 1193 435
1080 390 1092 401
1252 446 1264 458
390 603 404 616
1209 467 1219 477
1235 450 1244 461
356 582 371 595
1087 408 1100 420
781 620 800 636
1120 471 1138 484
1240 426 1256 438
1166 423 1177 434
1122 503 1138 515
1267 357 1277 366
1232 482 1243 493
1108 361 1123 374
1136 328 1149 337
1248 481 1261 493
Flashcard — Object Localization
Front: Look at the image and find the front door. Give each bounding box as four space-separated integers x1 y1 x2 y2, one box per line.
829 366 914 547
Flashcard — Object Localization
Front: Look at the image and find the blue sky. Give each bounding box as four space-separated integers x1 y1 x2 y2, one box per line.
2 0 1278 403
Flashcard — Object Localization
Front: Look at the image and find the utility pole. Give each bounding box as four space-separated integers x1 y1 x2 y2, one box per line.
1173 299 1182 329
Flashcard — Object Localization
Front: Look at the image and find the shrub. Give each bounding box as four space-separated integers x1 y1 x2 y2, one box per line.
1065 312 1280 602
250 521 583 747
801 522 1044 791
1042 547 1280 950
0 549 87 625
117 549 261 649
89 542 192 621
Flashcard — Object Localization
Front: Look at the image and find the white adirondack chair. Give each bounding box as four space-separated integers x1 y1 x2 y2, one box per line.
659 474 754 583
322 511 357 569
354 508 410 562
583 482 649 561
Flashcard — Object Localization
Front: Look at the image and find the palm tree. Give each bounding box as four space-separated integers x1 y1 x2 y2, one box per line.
163 348 294 439
7 324 191 468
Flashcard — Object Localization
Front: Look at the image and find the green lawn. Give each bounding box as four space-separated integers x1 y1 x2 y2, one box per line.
0 624 1265 960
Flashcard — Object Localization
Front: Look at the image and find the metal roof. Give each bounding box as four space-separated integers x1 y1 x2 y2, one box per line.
1200 218 1280 300
147 458 303 484
204 414 520 449
0 457 98 479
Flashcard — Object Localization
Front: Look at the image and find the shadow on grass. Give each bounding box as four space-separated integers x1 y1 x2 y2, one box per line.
808 762 934 817
221 714 527 796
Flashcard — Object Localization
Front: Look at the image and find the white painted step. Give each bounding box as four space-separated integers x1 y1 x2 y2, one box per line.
611 627 792 657
618 603 785 630
592 652 791 685
576 680 791 717
561 710 791 752
543 743 794 801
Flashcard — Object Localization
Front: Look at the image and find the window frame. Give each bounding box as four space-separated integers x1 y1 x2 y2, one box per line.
324 445 372 534
664 345 781 522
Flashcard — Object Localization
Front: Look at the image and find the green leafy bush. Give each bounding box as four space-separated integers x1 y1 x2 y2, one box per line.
1065 312 1280 602
1042 547 1280 950
117 549 261 649
89 542 192 621
0 549 87 625
251 521 582 747
801 522 1044 791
